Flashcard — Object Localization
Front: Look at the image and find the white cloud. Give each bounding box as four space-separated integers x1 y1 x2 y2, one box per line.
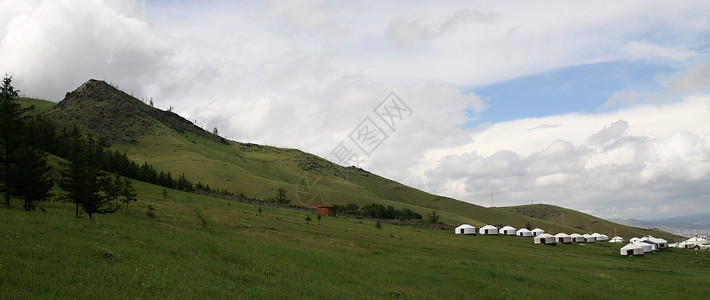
385 8 497 47
658 60 710 92
419 96 710 219
0 0 172 100
601 90 639 109
622 39 697 60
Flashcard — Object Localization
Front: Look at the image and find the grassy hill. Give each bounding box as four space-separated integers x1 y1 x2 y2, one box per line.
494 204 680 242
33 79 681 239
1 180 708 298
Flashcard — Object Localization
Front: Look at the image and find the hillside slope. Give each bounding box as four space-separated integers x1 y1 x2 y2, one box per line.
38 79 680 238
4 179 708 298
494 204 682 241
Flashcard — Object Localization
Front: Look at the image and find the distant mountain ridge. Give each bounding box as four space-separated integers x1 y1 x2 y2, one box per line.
612 213 710 238
28 79 682 240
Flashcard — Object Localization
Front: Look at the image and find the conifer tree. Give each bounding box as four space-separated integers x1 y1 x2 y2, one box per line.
15 148 53 211
0 74 32 207
120 178 137 214
59 129 115 220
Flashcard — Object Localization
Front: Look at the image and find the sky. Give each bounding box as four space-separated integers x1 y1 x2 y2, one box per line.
2 0 709 219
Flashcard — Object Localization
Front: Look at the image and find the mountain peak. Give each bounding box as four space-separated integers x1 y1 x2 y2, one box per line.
45 79 227 145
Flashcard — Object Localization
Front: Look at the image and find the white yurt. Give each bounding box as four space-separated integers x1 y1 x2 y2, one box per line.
591 233 602 240
643 236 668 250
591 233 608 241
479 225 499 235
629 237 641 243
500 226 517 236
455 224 476 235
570 233 585 243
531 228 545 236
679 236 709 249
554 233 572 244
582 234 596 243
620 243 644 256
609 236 624 243
534 233 557 245
633 241 653 253
516 228 533 237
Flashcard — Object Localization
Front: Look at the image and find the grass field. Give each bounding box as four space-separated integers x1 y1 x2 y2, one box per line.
2 179 709 299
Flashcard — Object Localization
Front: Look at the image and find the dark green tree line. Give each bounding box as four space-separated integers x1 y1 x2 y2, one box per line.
0 74 53 210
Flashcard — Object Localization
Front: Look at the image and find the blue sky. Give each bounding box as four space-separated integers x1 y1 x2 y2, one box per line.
2 0 709 219
467 61 678 127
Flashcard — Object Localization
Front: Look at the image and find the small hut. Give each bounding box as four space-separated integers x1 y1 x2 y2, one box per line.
455 224 476 235
479 225 498 235
620 243 644 256
315 206 336 217
500 226 517 236
570 233 585 243
534 233 556 245
516 228 533 237
531 228 545 236
554 233 572 244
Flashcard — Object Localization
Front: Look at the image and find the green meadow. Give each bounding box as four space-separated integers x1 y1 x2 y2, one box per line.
2 179 709 299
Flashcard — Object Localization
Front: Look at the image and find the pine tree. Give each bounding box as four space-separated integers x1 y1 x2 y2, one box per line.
59 129 115 220
120 178 137 215
15 148 53 211
0 74 32 207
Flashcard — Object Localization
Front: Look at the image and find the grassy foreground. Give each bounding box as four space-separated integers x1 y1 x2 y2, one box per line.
2 180 709 299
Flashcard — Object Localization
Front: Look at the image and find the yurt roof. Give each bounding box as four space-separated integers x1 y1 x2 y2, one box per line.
501 226 516 230
531 228 545 232
517 228 531 232
686 237 708 243
480 225 497 230
554 233 570 237
570 233 583 238
621 243 643 250
537 233 555 238
456 224 475 229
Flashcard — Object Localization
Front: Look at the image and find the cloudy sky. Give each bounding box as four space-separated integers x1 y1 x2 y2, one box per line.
2 0 709 219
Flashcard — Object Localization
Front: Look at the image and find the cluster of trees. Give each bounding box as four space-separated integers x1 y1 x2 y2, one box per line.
0 74 240 219
331 203 423 220
1 75 142 219
0 75 53 211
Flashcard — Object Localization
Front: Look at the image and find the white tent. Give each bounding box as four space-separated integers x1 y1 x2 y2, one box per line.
642 235 668 250
609 236 624 243
455 224 476 235
620 243 644 256
633 241 653 253
591 233 608 241
531 228 545 236
500 226 517 236
679 236 708 249
534 233 557 245
554 233 572 244
629 237 641 243
516 228 533 237
570 233 585 243
582 234 596 243
479 225 499 235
